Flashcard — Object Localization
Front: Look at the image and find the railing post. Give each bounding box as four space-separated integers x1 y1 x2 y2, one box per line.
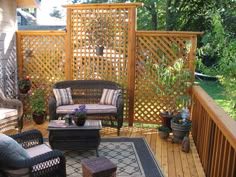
127 6 136 126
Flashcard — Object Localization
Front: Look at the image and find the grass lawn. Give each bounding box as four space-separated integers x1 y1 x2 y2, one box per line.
195 79 236 120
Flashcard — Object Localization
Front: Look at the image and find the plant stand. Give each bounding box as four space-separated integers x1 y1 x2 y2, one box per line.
159 112 175 130
171 120 191 143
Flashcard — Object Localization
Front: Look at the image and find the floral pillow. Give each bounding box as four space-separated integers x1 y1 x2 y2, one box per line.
100 89 121 106
53 87 73 106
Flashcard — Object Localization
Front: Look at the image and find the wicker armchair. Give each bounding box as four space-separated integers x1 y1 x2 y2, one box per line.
0 89 23 132
0 129 66 177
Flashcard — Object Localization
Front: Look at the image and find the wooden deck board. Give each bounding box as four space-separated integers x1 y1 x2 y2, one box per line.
6 119 206 177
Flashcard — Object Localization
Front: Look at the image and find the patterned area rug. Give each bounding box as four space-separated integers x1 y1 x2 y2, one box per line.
64 138 164 177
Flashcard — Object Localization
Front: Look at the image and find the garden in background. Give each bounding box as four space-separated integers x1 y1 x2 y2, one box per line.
196 79 236 120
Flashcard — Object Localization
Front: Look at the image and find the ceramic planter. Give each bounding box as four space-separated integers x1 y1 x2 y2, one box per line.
171 119 192 143
74 117 86 126
32 112 46 124
158 131 170 139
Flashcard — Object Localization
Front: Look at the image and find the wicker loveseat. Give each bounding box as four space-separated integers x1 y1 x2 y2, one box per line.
48 80 124 135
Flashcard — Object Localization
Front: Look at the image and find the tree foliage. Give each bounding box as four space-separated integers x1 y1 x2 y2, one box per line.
50 7 63 19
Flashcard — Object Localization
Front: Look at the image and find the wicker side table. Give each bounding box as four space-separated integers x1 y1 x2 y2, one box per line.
82 156 117 177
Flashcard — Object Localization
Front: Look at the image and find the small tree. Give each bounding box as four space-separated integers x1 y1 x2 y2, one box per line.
146 58 193 115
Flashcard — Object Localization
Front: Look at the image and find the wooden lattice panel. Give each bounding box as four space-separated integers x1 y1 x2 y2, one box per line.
17 31 66 114
69 6 130 120
135 32 196 124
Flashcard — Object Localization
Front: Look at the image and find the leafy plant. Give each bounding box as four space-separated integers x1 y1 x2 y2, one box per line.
29 85 45 114
73 104 87 119
146 58 193 114
85 16 115 48
172 108 192 125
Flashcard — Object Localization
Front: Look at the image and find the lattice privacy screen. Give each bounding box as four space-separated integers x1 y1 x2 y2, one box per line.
135 34 195 124
17 3 199 124
17 32 66 114
69 6 130 119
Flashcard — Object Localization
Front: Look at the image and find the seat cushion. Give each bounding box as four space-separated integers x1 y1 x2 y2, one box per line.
56 104 117 114
0 108 18 120
26 144 52 157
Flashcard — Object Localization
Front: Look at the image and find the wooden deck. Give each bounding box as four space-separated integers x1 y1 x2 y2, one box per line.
7 119 206 177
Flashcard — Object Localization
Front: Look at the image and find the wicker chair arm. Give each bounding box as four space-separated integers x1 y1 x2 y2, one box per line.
3 150 66 177
28 150 66 176
116 95 124 128
10 129 43 149
0 98 23 118
48 96 58 120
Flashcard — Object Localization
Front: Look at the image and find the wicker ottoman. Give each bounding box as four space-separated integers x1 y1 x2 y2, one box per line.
82 156 117 177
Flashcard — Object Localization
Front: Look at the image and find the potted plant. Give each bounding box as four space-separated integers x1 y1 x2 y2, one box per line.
158 125 171 139
171 107 192 143
29 85 45 124
85 16 115 56
72 104 87 126
18 77 32 94
146 58 193 129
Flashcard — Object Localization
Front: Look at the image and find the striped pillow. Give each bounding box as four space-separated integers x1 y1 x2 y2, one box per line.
53 88 73 106
100 89 121 106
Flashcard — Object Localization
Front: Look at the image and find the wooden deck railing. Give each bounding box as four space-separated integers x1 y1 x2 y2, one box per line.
191 85 236 177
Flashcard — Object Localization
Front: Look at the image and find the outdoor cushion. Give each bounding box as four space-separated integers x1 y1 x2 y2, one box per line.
0 108 18 120
0 133 30 166
56 104 117 114
26 144 52 157
0 108 19 132
100 89 121 106
53 87 73 106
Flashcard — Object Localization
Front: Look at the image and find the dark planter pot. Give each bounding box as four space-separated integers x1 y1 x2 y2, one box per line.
171 119 192 143
158 131 169 139
19 86 31 94
32 112 46 124
159 112 176 130
74 117 86 126
96 46 104 56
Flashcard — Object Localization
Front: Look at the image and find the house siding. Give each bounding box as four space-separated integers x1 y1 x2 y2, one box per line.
0 0 17 97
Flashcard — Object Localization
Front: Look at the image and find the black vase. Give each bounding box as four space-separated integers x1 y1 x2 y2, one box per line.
74 117 86 126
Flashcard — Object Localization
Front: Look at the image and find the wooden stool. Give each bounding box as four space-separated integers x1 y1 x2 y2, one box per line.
82 156 117 177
